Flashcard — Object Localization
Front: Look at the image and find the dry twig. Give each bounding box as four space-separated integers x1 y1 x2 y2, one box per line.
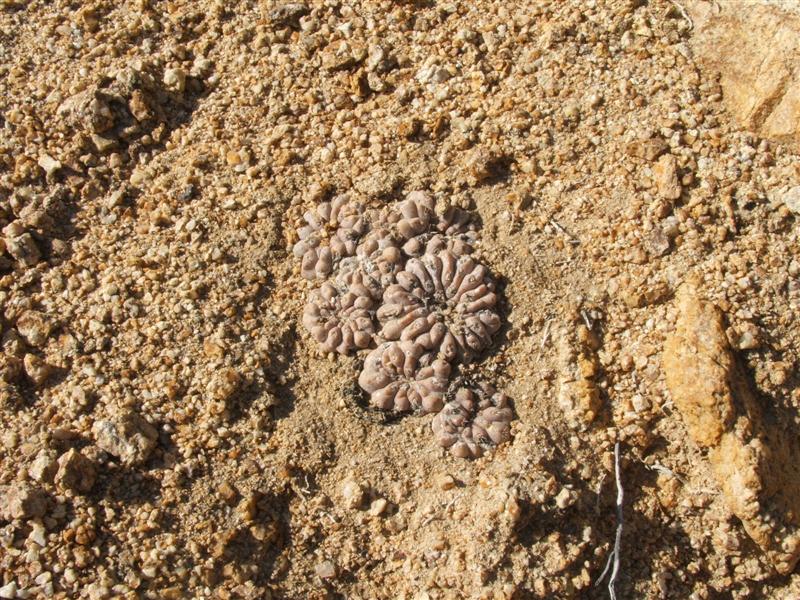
540 321 552 349
595 440 624 599
669 0 693 29
549 219 580 245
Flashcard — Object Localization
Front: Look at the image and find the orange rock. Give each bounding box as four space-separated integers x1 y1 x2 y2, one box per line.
664 280 800 574
653 154 682 201
685 1 800 147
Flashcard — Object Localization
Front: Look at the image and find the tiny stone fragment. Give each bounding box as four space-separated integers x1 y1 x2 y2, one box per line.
217 481 237 505
3 222 41 267
398 117 421 139
38 154 61 177
781 186 800 214
465 147 499 185
268 2 309 28
29 449 58 484
369 498 388 516
23 354 52 387
653 154 682 200
315 560 337 580
207 367 241 403
57 86 114 133
0 582 17 599
128 89 152 121
0 483 47 520
555 487 575 509
648 228 671 257
625 137 668 161
163 68 186 93
340 479 365 510
55 449 96 494
15 311 53 348
91 133 118 153
438 474 456 491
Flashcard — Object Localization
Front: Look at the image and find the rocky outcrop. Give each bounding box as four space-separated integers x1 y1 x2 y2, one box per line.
685 0 800 147
663 281 800 575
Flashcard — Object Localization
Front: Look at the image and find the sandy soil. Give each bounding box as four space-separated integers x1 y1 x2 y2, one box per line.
1 0 800 598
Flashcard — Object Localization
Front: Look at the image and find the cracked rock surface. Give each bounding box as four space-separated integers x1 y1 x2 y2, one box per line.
664 281 800 575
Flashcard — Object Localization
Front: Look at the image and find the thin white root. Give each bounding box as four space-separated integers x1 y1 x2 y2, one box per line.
580 309 593 330
549 219 580 245
540 321 552 349
669 0 693 30
595 440 624 599
609 439 623 599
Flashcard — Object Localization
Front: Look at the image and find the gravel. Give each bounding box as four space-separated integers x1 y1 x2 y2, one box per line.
1 0 799 597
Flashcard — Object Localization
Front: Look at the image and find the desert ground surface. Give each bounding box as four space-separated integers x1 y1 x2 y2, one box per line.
1 0 800 598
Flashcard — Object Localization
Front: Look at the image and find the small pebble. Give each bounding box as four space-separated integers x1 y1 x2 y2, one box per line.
653 154 682 200
738 331 759 350
28 521 47 546
369 498 388 516
37 154 61 177
341 479 365 510
782 186 800 214
0 581 17 599
315 560 336 580
163 68 186 92
555 488 575 509
2 480 45 522
438 474 456 491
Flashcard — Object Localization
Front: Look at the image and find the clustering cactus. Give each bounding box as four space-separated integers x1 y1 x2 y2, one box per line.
295 190 514 458
302 269 381 354
293 194 368 280
432 383 514 458
358 341 450 413
378 250 500 362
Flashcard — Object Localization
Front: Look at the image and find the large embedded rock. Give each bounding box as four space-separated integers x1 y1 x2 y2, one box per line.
557 325 602 430
663 281 800 574
685 1 800 148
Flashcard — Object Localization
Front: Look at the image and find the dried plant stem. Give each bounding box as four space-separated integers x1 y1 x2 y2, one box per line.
669 0 693 30
595 440 624 599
